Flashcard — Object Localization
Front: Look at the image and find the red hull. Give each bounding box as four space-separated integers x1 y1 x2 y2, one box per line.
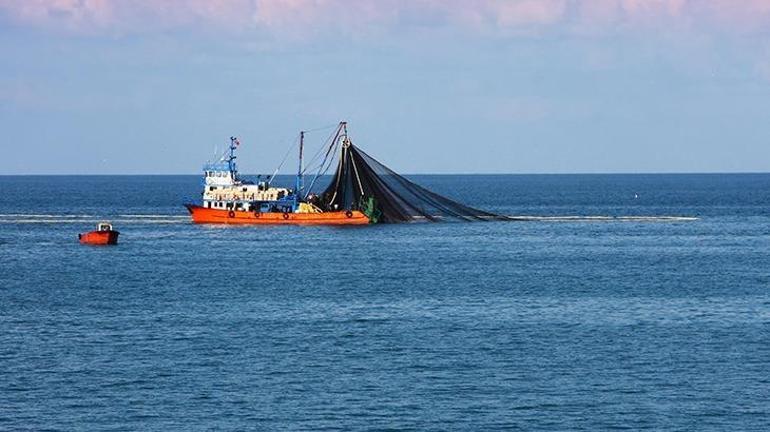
79 230 120 245
185 205 370 225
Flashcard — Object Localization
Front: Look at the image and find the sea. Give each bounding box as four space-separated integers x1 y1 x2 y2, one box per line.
1 174 768 431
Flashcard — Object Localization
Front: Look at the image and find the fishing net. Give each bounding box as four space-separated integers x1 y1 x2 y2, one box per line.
317 141 505 223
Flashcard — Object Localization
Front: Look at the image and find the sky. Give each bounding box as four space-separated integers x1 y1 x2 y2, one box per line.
1 0 770 175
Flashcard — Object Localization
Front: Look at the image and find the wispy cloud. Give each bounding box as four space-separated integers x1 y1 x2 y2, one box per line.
1 1 769 37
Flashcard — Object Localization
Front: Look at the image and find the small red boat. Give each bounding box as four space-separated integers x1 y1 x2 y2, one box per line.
79 222 120 245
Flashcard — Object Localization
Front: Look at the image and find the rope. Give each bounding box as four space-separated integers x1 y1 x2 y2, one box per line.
304 123 345 198
303 123 339 134
349 146 365 196
327 141 345 206
302 125 340 176
267 134 300 184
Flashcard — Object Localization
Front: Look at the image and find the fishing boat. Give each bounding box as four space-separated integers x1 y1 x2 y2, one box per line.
186 121 501 225
185 124 370 225
79 222 120 245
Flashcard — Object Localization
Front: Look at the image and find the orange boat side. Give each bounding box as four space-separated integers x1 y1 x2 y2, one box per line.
185 205 370 225
79 231 120 245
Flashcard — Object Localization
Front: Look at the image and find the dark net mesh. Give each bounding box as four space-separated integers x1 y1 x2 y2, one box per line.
319 143 505 223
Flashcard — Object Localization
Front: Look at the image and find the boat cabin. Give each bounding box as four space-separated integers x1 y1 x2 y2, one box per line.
200 138 297 213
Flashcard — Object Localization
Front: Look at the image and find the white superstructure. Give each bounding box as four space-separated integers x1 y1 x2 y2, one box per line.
199 137 293 212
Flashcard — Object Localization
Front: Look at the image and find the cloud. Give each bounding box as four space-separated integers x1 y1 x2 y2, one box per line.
699 0 770 33
1 0 769 37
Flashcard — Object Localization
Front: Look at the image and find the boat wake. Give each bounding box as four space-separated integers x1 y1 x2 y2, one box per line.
0 214 188 224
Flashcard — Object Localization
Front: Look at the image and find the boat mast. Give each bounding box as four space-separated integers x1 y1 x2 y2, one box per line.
340 122 350 149
296 131 304 199
227 136 238 175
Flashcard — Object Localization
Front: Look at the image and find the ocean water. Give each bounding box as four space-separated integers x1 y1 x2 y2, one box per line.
1 174 769 430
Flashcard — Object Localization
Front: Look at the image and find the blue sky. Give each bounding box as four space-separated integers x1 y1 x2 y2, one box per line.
1 1 769 174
